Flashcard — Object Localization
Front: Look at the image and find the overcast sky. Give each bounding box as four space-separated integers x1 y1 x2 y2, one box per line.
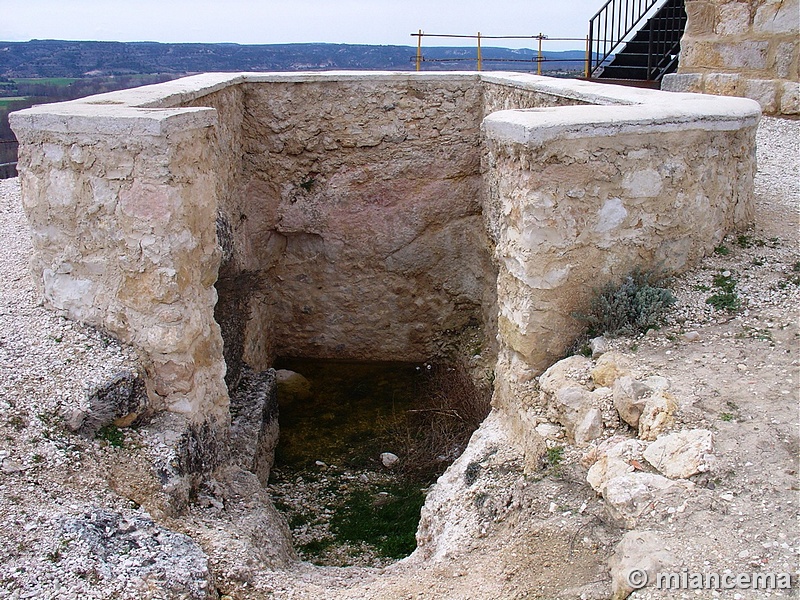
1 1 603 51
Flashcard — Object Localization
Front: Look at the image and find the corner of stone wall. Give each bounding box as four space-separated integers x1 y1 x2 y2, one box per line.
481 85 758 461
10 104 232 482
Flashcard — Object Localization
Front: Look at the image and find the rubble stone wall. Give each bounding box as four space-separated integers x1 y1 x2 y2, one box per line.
9 72 760 471
225 78 492 370
663 0 799 115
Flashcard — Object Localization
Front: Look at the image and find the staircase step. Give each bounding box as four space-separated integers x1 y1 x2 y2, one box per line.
631 26 686 39
620 39 681 53
631 28 686 43
598 65 652 79
582 77 662 90
609 53 653 67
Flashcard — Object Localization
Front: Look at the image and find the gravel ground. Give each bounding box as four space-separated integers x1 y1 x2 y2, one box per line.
0 115 796 600
0 176 184 599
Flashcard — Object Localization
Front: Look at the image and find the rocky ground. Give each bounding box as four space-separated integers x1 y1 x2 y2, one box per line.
0 115 797 599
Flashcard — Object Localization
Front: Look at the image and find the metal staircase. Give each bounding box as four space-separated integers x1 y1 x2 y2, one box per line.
589 0 687 83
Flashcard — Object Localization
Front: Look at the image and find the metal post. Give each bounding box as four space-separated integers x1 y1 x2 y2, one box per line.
585 35 591 78
537 33 542 75
477 32 482 71
416 30 422 71
647 18 653 79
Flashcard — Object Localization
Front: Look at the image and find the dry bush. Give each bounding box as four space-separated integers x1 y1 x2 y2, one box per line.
389 362 492 482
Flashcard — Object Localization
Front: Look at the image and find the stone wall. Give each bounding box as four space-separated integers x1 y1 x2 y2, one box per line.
663 0 799 115
223 78 494 371
9 72 760 474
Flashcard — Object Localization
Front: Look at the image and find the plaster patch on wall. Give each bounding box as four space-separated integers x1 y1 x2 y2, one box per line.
622 168 663 198
43 269 96 318
594 197 629 233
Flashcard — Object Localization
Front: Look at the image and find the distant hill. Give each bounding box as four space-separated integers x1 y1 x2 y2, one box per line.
0 40 587 78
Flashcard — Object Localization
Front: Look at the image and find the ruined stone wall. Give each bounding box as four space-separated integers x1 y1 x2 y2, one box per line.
482 82 592 113
183 86 249 390
481 94 758 467
9 72 760 475
485 125 755 370
663 0 799 115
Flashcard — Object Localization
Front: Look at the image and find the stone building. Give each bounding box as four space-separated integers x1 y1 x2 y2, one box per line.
663 0 799 114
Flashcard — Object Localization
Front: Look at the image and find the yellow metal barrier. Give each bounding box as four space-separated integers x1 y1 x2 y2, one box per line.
411 31 590 75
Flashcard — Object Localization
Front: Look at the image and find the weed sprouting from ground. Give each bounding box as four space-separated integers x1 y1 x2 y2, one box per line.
706 271 740 311
546 446 564 471
331 482 425 559
96 424 124 448
576 269 675 337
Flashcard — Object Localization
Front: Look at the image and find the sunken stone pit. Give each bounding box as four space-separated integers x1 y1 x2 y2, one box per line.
10 72 759 526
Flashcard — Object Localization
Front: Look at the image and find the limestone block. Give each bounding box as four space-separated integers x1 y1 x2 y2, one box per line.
67 369 148 436
643 429 716 478
275 369 312 401
42 268 98 322
743 78 779 112
591 352 631 388
587 456 632 493
603 472 678 528
589 336 609 359
754 0 800 35
704 72 743 96
550 386 603 446
613 376 651 428
638 393 679 441
775 42 799 79
574 408 603 447
780 81 800 114
680 40 719 69
715 2 752 36
61 508 213 599
585 437 645 492
608 531 675 600
660 73 704 93
722 41 770 70
229 368 279 486
684 0 717 37
581 435 645 494
538 355 592 396
622 168 663 198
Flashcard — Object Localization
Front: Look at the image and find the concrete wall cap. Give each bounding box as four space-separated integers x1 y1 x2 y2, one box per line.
9 104 217 136
8 70 761 141
483 92 760 145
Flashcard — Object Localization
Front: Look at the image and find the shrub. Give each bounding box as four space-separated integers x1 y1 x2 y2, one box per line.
578 269 675 337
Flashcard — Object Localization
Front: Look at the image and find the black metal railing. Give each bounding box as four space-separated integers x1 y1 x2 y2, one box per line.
588 0 661 76
645 0 685 79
